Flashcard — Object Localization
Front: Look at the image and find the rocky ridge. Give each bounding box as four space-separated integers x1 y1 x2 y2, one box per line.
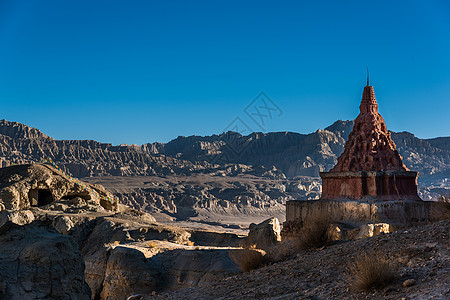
0 198 247 299
0 222 91 299
2 119 449 182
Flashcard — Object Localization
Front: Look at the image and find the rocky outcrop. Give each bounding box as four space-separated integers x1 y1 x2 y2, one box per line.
155 247 241 291
0 164 118 211
0 209 35 228
0 195 249 300
76 211 246 299
81 215 191 299
100 246 160 300
52 215 75 235
85 242 243 300
0 200 246 299
0 223 91 299
243 217 281 249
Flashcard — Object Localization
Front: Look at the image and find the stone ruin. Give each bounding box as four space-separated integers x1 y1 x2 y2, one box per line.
0 163 118 212
285 80 434 239
322 83 419 201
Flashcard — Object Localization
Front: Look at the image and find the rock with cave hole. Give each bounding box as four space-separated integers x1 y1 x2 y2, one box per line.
0 164 118 211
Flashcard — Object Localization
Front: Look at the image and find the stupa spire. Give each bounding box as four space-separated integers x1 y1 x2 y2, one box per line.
331 82 408 172
366 67 369 86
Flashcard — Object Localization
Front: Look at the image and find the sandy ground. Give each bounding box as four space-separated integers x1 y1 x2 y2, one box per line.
83 174 293 192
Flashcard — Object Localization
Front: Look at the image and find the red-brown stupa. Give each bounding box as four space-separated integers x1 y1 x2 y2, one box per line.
320 79 420 201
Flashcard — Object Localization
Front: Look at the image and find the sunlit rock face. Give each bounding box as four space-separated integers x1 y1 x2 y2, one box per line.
0 164 118 211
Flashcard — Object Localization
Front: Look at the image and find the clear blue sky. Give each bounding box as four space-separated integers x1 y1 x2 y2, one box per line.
0 0 449 145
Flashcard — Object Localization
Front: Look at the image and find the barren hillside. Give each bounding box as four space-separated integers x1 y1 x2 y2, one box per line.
150 219 450 300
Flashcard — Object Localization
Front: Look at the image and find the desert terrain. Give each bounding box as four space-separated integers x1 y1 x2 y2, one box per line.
0 121 448 300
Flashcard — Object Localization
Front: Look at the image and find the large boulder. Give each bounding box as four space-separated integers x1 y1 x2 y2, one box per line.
81 215 245 298
81 217 191 298
0 209 35 229
156 247 241 290
52 215 75 235
0 223 91 299
243 217 281 249
100 246 160 300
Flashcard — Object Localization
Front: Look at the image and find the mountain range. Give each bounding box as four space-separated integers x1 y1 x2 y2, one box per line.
0 119 449 210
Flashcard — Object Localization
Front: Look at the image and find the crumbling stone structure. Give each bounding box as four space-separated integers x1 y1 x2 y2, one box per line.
285 80 431 238
321 83 420 201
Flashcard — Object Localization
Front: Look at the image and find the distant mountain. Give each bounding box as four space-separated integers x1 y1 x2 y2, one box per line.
144 129 344 177
142 119 450 183
0 119 52 140
0 120 283 179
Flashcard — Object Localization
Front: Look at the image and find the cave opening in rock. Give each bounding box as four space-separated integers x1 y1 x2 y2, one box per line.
38 190 53 206
29 189 54 207
61 194 90 201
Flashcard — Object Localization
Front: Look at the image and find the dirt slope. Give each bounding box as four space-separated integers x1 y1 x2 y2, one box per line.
149 219 449 300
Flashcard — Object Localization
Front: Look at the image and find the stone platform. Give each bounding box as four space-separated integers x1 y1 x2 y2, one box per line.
320 171 420 201
286 198 430 227
283 198 435 240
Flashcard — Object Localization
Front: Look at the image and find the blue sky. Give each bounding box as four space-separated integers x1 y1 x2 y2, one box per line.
0 0 449 145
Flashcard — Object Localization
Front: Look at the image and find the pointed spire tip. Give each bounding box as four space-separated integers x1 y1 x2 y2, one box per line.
366 67 369 86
